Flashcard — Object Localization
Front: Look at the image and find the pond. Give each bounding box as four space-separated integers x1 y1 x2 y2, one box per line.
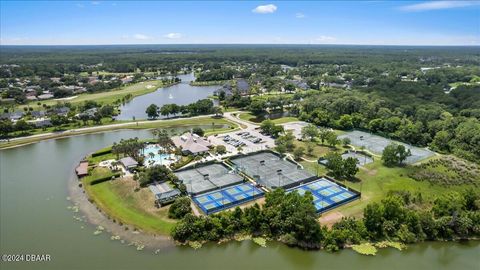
116 73 221 120
0 129 478 270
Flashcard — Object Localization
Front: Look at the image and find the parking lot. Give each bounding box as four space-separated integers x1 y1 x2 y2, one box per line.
208 128 275 155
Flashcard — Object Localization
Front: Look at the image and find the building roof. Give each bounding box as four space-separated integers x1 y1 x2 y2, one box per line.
31 111 46 118
172 133 211 154
75 161 88 177
119 156 138 168
0 111 24 120
155 189 181 201
236 78 250 92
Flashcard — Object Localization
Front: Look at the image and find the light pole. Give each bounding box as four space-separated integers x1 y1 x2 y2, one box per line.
277 169 283 189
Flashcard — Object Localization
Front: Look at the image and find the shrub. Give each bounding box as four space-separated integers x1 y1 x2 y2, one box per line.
168 197 192 219
89 172 121 185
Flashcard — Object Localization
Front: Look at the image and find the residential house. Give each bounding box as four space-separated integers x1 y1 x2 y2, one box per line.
52 107 70 117
38 93 54 100
31 111 46 119
0 111 24 121
236 78 250 95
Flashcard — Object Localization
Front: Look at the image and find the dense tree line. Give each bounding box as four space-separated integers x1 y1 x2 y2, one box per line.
146 99 219 119
297 84 480 163
171 189 480 251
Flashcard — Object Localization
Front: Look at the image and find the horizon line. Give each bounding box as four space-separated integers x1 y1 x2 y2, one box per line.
1 43 479 47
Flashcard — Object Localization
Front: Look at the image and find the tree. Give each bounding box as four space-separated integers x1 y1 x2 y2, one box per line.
326 132 339 148
324 152 344 178
99 105 115 117
343 157 359 180
382 143 411 166
160 104 173 118
275 131 295 153
146 104 159 119
213 106 223 117
301 124 319 141
215 145 227 155
342 137 351 147
155 129 173 151
337 114 354 130
192 127 205 137
248 99 267 116
293 147 305 160
306 142 315 156
139 165 178 187
431 130 450 153
318 128 334 145
260 119 284 137
14 120 31 131
0 120 14 138
168 197 192 219
363 202 384 239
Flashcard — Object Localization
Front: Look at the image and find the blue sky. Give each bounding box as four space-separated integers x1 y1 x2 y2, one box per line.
1 1 479 45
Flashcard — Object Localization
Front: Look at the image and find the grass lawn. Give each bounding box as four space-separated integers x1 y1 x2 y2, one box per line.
17 80 165 110
301 158 475 218
293 140 341 159
238 112 299 124
83 167 177 235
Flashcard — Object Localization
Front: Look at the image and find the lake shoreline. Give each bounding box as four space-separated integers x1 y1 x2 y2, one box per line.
68 173 177 251
71 169 480 254
0 115 238 150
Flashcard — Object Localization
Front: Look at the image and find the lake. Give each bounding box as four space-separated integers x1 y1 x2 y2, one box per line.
116 73 220 120
0 130 478 270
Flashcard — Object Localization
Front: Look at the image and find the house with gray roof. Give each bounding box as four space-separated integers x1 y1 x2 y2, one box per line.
119 156 139 171
172 132 212 155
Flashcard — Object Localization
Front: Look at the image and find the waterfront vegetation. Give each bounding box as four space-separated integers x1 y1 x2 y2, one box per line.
82 167 176 234
171 188 480 251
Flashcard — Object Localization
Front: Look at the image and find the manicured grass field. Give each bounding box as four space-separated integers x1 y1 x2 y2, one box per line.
83 167 176 234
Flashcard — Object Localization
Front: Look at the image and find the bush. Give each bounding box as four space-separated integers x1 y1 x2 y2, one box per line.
90 172 121 185
91 148 112 157
192 127 205 137
215 145 227 155
168 197 192 219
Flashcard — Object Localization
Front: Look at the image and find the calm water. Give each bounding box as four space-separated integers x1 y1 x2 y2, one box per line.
116 73 220 120
0 130 479 270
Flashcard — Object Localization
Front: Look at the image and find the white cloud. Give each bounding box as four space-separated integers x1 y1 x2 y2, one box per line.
295 12 306 18
252 4 277 14
133 34 151 40
315 35 337 42
399 1 480 12
164 33 183 39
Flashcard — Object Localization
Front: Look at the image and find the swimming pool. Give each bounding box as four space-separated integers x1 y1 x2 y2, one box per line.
142 144 179 167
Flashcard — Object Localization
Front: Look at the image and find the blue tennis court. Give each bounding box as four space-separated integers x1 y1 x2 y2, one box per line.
288 178 359 213
192 182 264 215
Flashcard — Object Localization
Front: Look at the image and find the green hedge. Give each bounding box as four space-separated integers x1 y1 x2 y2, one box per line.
90 172 121 185
91 148 112 157
171 156 194 170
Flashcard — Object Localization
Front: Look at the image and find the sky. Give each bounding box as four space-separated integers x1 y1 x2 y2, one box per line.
0 1 479 46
